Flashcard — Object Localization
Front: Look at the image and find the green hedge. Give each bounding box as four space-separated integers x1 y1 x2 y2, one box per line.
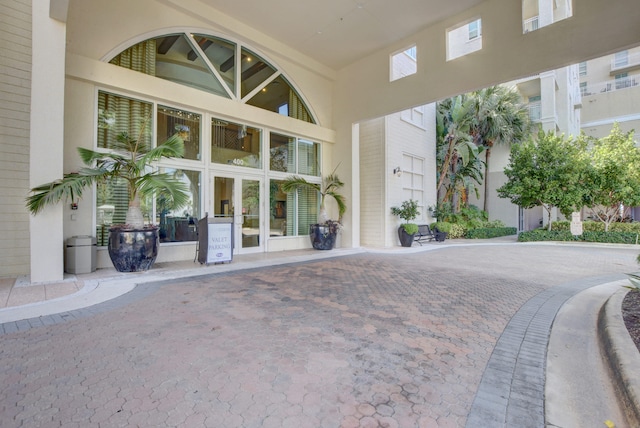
465 227 518 239
518 228 640 244
551 220 640 233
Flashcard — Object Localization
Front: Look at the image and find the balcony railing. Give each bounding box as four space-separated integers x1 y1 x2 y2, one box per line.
523 16 539 33
583 75 640 95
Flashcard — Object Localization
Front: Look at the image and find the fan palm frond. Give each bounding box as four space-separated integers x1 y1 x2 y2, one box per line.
26 172 99 215
27 128 189 230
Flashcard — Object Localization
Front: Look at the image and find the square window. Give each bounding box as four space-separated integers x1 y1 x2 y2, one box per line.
579 62 587 76
158 106 201 161
211 118 262 168
447 19 482 61
390 44 417 82
468 20 481 40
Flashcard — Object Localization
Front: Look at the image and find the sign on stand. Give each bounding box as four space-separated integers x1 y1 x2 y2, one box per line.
570 212 583 236
197 215 233 265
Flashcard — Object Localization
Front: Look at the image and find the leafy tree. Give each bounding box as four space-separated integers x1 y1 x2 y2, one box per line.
468 86 531 212
585 124 640 231
497 131 589 231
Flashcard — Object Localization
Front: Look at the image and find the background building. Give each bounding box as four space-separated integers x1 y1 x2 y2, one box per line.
580 47 640 138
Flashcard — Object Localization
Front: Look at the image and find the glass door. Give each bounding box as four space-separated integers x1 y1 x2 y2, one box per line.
213 176 262 253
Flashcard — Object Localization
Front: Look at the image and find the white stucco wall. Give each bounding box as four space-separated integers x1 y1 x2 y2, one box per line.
360 105 436 248
0 0 31 278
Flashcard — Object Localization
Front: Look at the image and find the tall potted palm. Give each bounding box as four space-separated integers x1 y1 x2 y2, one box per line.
282 168 347 250
26 122 189 272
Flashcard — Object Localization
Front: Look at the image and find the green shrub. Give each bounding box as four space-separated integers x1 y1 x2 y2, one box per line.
518 228 640 244
401 223 419 235
582 231 639 244
432 221 451 233
552 220 604 232
518 229 578 242
551 220 640 233
449 224 466 239
610 223 640 233
431 202 453 222
466 227 518 239
432 221 465 239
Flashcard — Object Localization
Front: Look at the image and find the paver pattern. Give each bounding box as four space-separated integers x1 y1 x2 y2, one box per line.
0 244 637 427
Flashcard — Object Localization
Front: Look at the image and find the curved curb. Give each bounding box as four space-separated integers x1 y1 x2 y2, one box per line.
598 288 640 426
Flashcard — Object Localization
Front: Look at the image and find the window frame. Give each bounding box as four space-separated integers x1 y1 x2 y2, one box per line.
268 132 322 238
390 44 418 82
401 153 426 223
94 89 206 247
468 19 482 41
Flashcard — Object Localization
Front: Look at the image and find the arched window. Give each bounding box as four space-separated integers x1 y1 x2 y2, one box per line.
109 32 316 124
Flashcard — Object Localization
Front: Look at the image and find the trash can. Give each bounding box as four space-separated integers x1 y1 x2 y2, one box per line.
65 235 97 274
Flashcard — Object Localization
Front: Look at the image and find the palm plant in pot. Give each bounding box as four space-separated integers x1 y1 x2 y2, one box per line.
282 168 347 250
26 120 189 272
391 199 420 247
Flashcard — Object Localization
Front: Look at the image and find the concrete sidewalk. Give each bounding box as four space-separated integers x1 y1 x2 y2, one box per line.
0 247 366 323
0 237 516 315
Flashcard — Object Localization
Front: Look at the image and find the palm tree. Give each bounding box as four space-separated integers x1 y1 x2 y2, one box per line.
282 168 346 225
468 86 531 212
436 95 484 209
26 125 190 229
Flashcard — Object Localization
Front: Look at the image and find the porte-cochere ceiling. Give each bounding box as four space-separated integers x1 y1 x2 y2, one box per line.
109 32 315 124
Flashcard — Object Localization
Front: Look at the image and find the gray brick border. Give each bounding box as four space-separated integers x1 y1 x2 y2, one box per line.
466 274 625 428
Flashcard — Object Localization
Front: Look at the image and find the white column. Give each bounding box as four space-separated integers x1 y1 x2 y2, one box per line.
351 123 360 248
539 70 558 133
29 2 67 283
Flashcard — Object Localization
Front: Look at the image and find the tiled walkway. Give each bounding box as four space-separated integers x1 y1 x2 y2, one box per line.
0 242 637 427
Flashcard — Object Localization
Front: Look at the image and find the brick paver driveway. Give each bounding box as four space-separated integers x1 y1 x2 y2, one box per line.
1 244 637 427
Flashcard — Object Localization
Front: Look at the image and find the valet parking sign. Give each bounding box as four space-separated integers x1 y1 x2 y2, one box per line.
207 222 233 263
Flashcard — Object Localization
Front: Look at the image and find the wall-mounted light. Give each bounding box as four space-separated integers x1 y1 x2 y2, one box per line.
393 167 402 177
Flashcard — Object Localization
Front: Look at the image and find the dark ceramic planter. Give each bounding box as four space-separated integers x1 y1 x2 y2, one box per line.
108 227 159 272
398 227 415 247
310 224 337 250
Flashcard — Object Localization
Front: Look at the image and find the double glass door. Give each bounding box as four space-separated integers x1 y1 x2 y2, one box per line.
213 176 262 253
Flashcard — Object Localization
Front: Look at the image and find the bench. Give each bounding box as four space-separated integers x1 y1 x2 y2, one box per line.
414 224 447 245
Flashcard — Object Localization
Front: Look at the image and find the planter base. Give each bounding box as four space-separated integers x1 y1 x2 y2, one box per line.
398 227 415 247
310 224 337 250
108 227 159 272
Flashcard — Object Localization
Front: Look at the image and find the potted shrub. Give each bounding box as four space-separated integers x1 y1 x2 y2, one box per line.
282 168 346 250
391 199 420 247
26 118 189 272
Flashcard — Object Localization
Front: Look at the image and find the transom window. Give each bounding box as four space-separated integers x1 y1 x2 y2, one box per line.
390 45 417 82
447 19 483 61
269 133 320 176
109 32 315 124
211 118 262 168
